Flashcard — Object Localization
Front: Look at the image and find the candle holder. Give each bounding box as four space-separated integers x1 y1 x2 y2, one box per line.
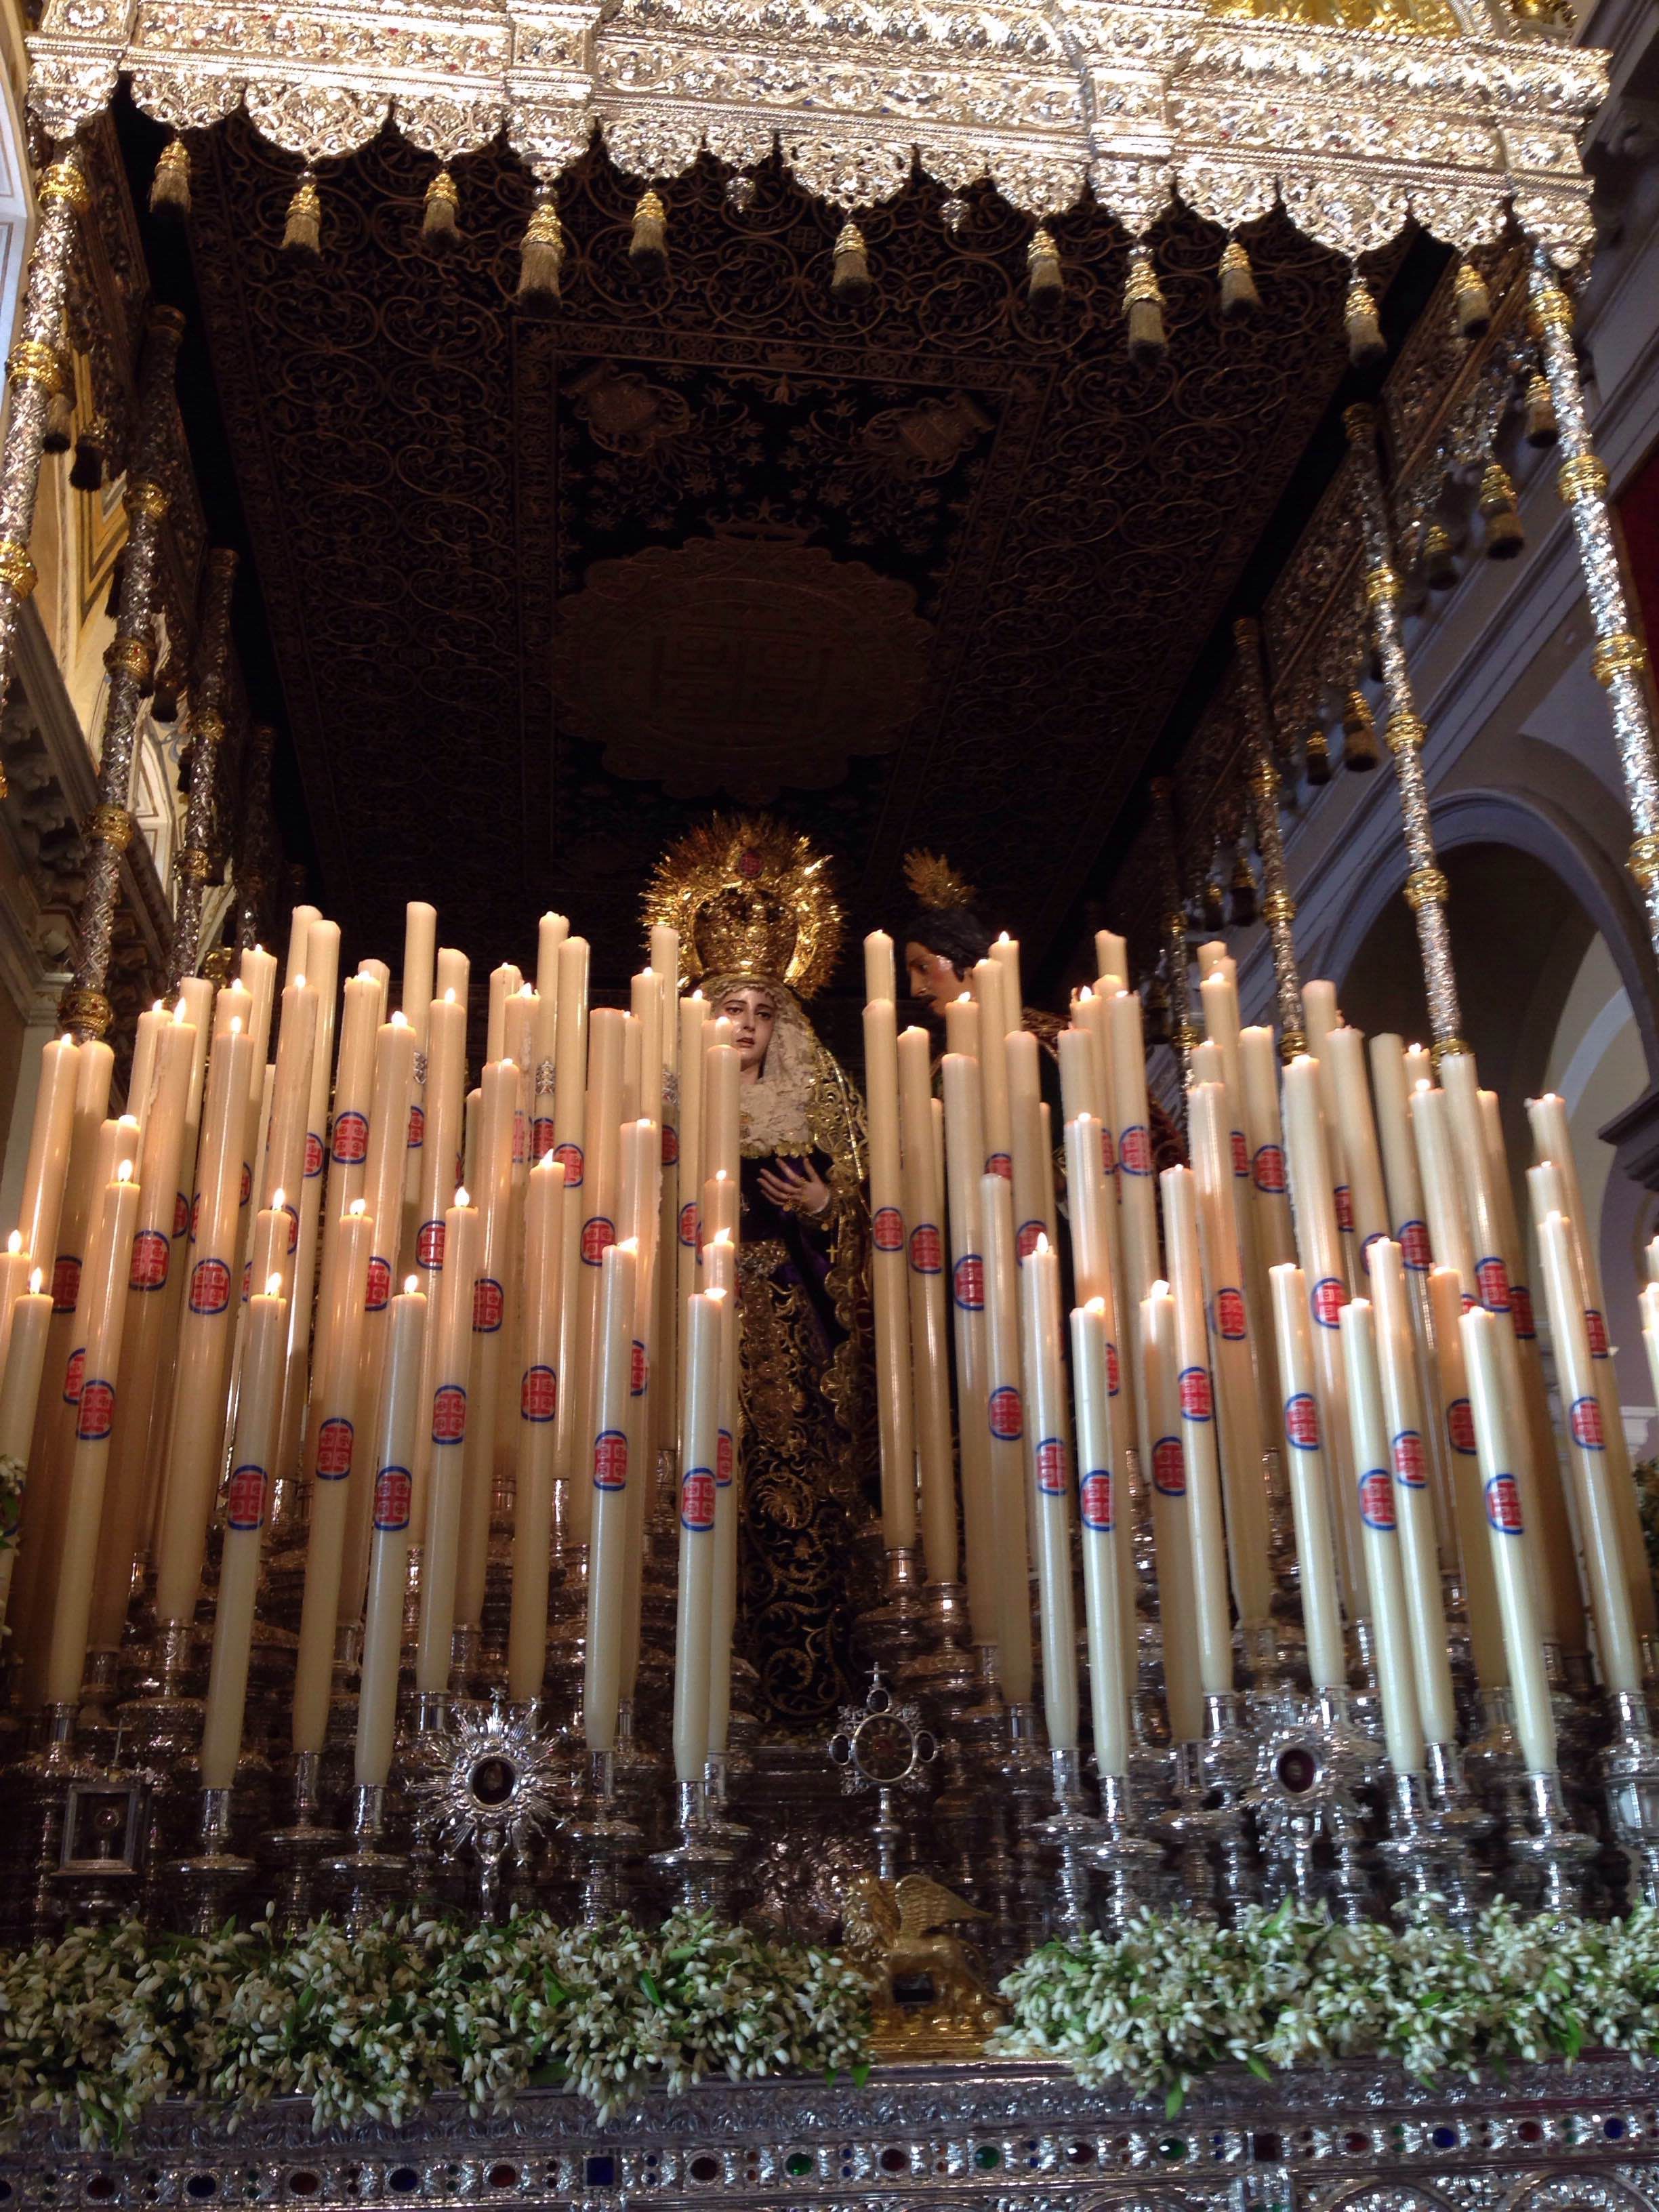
262 1751 338 1931
1375 1768 1480 1930
1346 1617 1385 1742
1248 1687 1377 1923
648 1778 735 1915
897 1578 977 1710
565 1748 642 1925
1508 1769 1597 1917
323 1782 410 1927
168 1786 255 1933
117 1620 206 1769
611 1698 665 1847
1464 1685 1531 1845
1085 1767 1164 1936
1037 1746 1099 1938
855 1546 928 1673
1238 1617 1298 1725
991 1700 1052 1951
1599 1688 1659 1908
1160 1740 1220 1919
1197 1689 1258 1919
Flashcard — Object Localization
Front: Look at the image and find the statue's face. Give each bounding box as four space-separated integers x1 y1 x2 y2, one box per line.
905 941 962 1010
719 983 778 1073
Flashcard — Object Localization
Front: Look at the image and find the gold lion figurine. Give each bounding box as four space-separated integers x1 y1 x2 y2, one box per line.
838 1870 1007 2053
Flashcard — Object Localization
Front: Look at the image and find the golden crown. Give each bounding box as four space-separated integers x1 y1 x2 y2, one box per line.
902 848 979 911
644 814 843 1000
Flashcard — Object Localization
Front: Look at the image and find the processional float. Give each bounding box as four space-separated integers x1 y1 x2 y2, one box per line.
4 0 1659 2180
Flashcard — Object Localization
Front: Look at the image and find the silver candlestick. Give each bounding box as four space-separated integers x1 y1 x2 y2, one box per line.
1085 1767 1163 1936
1038 1745 1100 1938
1509 1769 1597 1917
169 1786 255 1933
565 1748 642 1925
649 1779 735 1915
1600 1688 1659 1908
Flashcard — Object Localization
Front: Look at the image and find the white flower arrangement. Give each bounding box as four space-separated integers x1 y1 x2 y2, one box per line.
0 1909 873 2148
0 1452 24 1555
994 1899 1659 2113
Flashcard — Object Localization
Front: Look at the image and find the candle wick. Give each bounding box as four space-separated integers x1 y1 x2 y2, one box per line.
404 1273 420 1295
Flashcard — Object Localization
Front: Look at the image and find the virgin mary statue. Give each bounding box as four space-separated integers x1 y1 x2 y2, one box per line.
644 817 874 1736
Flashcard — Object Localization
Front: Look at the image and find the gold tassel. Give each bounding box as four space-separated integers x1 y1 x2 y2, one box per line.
1218 238 1261 322
1421 523 1458 591
1523 371 1559 448
1201 877 1225 932
1305 729 1332 786
1454 258 1492 340
830 220 872 306
1345 274 1386 369
630 189 669 278
1478 462 1525 560
150 135 191 222
1229 851 1257 926
1125 246 1166 367
282 171 322 258
516 193 565 316
1027 226 1063 314
422 169 461 255
1342 690 1380 773
68 413 108 493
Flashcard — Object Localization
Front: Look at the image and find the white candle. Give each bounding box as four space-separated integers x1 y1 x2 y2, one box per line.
354 1281 426 1784
199 1276 287 1787
1160 1166 1236 1695
1302 981 1353 1275
1429 1264 1509 1689
971 960 1014 1179
1108 985 1160 1307
1142 1283 1205 1740
582 1237 638 1754
1071 1298 1130 1774
703 1232 739 1757
674 993 705 1454
1189 1081 1275 1631
899 1025 954 1580
941 1055 996 1644
1528 1093 1656 1641
1005 1028 1054 1263
1268 1265 1347 1691
1534 1203 1643 1694
671 1290 723 1784
291 1202 373 1754
1238 1026 1295 1269
1411 1083 1475 1292
16 1036 79 1280
42 1164 140 1708
0 1278 50 1631
327 972 382 1218
508 1157 566 1701
1280 1055 1364 1610
1021 1237 1078 1748
455 1061 518 1635
863 930 897 1007
89 1004 197 1657
981 1170 1033 1703
1095 928 1128 985
152 1024 255 1631
552 937 592 1515
1461 1305 1557 1772
617 1117 661 1708
863 1000 915 1552
1368 1241 1457 1744
414 1193 480 1694
1340 1299 1425 1775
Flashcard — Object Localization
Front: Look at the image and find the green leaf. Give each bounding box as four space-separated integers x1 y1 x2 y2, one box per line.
1165 2084 1186 2120
852 2061 872 2089
445 2011 465 2063
542 1971 569 2007
1245 2056 1273 2082
640 1971 663 2007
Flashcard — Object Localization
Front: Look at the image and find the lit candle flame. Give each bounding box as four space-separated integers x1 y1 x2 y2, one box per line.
444 987 457 1003
1086 1295 1106 1315
28 1268 42 1294
349 1197 367 1215
455 1185 471 1208
391 1010 409 1027
5 1231 19 1255
266 1272 283 1296
117 1160 134 1183
1151 1278 1170 1298
271 1187 286 1212
404 1273 420 1296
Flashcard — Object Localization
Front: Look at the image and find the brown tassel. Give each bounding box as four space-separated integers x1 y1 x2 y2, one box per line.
629 189 668 278
1342 689 1380 773
1345 274 1387 369
1478 462 1525 560
1125 246 1166 367
516 193 565 316
1229 851 1258 927
150 135 191 222
282 171 321 258
1200 877 1225 932
1143 976 1170 1048
68 414 108 493
1305 730 1332 787
422 169 461 255
1027 227 1063 314
41 377 73 455
1422 523 1458 591
1523 371 1559 448
830 220 872 307
150 652 184 723
1454 259 1492 341
1218 238 1261 322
